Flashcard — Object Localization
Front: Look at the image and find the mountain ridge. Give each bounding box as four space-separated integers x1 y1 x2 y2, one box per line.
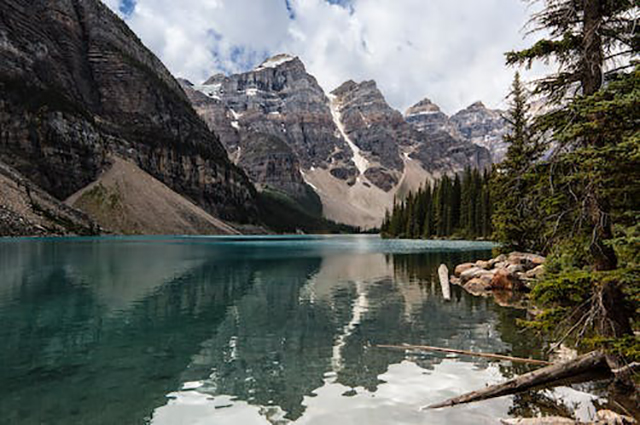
0 0 258 236
183 54 495 228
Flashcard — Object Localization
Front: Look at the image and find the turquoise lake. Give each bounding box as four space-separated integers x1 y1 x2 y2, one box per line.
0 235 604 424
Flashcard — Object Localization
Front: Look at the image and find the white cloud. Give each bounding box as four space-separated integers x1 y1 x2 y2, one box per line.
104 0 548 114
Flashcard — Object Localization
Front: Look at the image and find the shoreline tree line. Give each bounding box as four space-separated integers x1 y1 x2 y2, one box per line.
381 0 638 360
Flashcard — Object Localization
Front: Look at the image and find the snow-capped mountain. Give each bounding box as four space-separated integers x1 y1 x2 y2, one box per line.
182 54 491 228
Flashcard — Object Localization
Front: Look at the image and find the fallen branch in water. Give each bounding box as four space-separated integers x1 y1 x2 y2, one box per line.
377 344 553 366
438 264 451 301
426 351 610 409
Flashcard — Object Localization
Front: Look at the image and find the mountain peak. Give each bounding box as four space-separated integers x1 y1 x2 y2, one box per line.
405 98 442 117
254 53 298 71
468 101 486 110
202 73 226 86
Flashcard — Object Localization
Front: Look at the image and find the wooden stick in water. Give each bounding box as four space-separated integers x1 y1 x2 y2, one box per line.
377 344 553 366
438 264 451 301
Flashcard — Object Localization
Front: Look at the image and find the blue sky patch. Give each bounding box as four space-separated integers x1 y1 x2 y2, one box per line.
284 0 296 20
119 0 136 16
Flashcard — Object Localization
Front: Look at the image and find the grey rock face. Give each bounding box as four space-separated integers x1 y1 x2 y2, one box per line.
179 78 241 155
330 82 490 178
0 0 257 224
450 101 509 163
405 98 461 137
331 80 405 173
194 55 354 173
405 98 508 164
237 132 311 202
410 130 491 173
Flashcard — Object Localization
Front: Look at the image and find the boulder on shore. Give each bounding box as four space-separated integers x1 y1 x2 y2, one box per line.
464 278 492 296
490 269 527 291
525 265 545 279
507 264 526 274
507 252 546 268
488 254 507 268
453 252 546 297
454 263 476 277
475 259 491 270
460 267 494 283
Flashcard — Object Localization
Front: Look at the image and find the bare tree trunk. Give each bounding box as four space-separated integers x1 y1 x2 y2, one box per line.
581 2 627 343
582 0 618 272
427 351 610 409
582 0 604 97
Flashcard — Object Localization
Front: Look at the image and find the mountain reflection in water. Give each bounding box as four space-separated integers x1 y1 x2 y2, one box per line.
0 236 602 425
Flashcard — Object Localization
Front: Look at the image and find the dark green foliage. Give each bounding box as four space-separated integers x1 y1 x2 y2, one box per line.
506 0 638 101
491 72 545 253
257 189 357 234
504 0 639 346
380 168 492 240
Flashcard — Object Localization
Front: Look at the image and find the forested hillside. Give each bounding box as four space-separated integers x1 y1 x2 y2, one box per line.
380 168 492 240
382 0 639 361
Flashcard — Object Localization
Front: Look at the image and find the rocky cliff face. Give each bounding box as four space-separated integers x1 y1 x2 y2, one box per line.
450 102 508 163
0 160 97 237
329 80 404 191
237 132 314 203
330 81 490 190
179 72 319 209
406 99 508 163
185 55 491 228
193 54 353 174
179 78 242 156
405 98 461 137
0 0 257 227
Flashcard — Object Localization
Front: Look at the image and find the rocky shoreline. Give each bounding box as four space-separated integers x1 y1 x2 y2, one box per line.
452 251 546 295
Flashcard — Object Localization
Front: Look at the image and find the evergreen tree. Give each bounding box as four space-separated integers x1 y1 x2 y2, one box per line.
491 72 543 251
423 184 434 238
506 0 638 339
382 171 491 241
506 0 637 271
452 174 462 232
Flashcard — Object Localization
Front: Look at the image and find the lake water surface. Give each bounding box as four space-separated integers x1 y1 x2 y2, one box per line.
0 235 604 424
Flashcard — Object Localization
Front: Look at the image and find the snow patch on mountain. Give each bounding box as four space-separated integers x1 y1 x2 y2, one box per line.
255 54 296 71
194 83 222 100
328 94 369 177
300 169 320 193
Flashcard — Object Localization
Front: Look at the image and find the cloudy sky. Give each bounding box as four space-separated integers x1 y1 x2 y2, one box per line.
102 0 546 114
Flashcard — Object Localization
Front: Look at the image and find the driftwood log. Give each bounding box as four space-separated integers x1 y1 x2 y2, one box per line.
438 264 451 300
377 344 552 366
427 351 610 409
